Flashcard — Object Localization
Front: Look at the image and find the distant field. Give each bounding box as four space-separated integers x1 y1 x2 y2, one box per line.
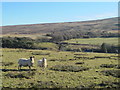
64 38 118 45
1 48 119 88
34 42 58 50
0 34 50 39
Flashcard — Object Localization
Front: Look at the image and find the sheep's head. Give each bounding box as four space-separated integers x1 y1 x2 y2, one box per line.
42 58 46 62
30 56 35 63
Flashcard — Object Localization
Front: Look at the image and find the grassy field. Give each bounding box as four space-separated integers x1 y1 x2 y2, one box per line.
63 38 118 46
0 34 50 39
33 42 58 51
1 48 119 88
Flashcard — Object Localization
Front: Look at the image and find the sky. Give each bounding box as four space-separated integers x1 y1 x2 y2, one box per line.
1 2 118 26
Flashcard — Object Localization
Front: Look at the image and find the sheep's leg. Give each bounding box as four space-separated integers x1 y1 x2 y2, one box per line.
29 66 31 70
18 66 19 70
20 66 21 70
18 65 21 70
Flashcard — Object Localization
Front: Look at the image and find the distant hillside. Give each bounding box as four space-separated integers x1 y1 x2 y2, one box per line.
1 17 118 35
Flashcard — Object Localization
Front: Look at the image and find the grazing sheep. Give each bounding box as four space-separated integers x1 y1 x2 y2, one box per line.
38 58 47 68
18 56 35 70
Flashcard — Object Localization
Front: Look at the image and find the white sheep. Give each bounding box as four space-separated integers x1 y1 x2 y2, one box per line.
18 56 35 70
38 58 47 68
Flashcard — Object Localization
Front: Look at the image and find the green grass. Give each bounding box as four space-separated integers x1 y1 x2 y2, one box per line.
64 38 118 45
33 42 58 50
1 48 119 88
1 34 48 39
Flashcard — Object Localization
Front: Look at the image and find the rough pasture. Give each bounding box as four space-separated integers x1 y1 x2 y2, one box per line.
1 48 119 88
64 38 118 46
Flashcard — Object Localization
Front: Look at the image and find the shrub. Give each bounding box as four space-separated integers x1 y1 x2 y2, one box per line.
2 37 35 49
2 62 14 66
101 70 120 78
75 62 84 65
49 59 67 61
94 56 111 59
32 52 50 55
76 81 120 88
100 43 118 53
116 65 120 69
100 64 116 68
100 64 120 69
36 37 50 42
50 65 89 72
5 73 30 79
32 81 61 88
90 81 120 88
5 71 35 79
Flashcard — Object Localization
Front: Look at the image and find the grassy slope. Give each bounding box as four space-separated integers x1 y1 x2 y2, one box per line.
33 42 59 50
1 34 49 39
64 38 118 46
1 48 119 88
2 17 118 35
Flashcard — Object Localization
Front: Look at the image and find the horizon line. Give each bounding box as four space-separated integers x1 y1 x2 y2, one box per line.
1 16 118 27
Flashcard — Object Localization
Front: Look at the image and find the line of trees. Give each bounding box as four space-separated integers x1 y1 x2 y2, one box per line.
57 42 119 53
100 43 118 53
2 37 35 49
1 37 56 50
1 36 119 53
47 30 119 42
